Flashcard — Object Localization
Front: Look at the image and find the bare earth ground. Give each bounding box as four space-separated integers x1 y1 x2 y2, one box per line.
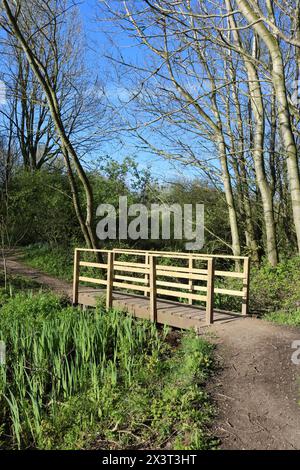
205 319 300 449
1 252 300 450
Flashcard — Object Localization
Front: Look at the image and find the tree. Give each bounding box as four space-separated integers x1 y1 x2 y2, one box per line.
102 0 242 256
234 0 300 254
0 0 105 251
225 0 278 265
101 0 300 263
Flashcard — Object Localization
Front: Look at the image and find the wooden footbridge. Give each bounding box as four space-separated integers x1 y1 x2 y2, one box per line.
72 249 250 329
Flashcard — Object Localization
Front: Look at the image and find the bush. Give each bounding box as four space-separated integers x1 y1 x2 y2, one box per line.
1 169 81 247
249 257 300 314
265 309 300 326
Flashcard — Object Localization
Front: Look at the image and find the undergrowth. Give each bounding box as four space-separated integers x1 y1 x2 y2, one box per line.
250 257 300 326
265 310 300 326
0 291 216 450
22 244 74 281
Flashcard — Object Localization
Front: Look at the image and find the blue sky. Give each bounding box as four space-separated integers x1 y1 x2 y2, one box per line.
0 0 210 184
77 0 205 183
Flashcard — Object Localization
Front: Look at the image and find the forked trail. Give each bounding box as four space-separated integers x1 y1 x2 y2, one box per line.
1 252 300 450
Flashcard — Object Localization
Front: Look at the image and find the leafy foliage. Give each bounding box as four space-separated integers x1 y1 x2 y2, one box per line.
249 257 300 314
22 244 74 281
0 292 216 450
265 309 300 326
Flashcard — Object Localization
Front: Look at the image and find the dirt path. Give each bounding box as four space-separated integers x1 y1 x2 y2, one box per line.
205 319 300 450
0 251 73 297
1 252 300 450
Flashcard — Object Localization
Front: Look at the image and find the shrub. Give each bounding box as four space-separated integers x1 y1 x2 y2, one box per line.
249 257 300 314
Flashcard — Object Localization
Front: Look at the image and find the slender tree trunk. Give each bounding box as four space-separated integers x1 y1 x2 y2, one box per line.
236 0 300 254
229 69 259 261
226 0 278 264
218 137 241 257
3 1 99 251
269 87 277 198
246 62 278 266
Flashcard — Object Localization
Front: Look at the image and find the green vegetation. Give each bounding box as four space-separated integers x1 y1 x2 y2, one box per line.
265 310 300 326
0 272 44 306
249 257 300 314
248 257 300 325
0 291 216 450
22 244 74 281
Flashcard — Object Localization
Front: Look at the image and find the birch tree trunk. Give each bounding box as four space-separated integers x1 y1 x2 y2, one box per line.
225 54 259 261
226 0 278 264
236 0 300 254
217 137 241 257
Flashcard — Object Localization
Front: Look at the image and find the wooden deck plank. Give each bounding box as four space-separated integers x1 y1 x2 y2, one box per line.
77 286 242 329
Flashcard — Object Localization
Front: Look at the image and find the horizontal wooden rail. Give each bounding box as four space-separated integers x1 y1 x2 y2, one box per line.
215 270 244 279
114 265 147 274
214 287 244 297
156 270 208 281
79 261 108 269
114 274 147 284
78 276 107 286
113 282 150 292
156 288 207 302
112 248 248 261
73 248 250 324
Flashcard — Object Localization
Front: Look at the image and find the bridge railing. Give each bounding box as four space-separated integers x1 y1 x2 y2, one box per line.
112 249 250 316
73 248 250 325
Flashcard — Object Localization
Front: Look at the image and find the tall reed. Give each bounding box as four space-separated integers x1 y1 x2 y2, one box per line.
0 293 167 449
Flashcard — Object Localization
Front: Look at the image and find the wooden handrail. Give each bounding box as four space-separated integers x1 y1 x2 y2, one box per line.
73 248 251 323
112 248 248 261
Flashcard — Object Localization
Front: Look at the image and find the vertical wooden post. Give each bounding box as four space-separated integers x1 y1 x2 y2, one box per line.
106 251 114 309
242 257 250 316
72 249 80 305
206 257 214 325
149 255 157 323
144 253 149 296
188 255 193 305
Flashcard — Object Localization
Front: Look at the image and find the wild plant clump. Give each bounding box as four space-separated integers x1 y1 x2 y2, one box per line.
0 293 215 450
0 293 166 448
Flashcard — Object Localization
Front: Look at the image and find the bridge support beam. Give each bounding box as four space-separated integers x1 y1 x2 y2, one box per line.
106 251 114 309
149 255 157 322
206 257 215 325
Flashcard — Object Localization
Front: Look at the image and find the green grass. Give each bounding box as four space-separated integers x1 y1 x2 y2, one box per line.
0 291 216 450
21 244 74 281
265 309 300 326
0 272 45 307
